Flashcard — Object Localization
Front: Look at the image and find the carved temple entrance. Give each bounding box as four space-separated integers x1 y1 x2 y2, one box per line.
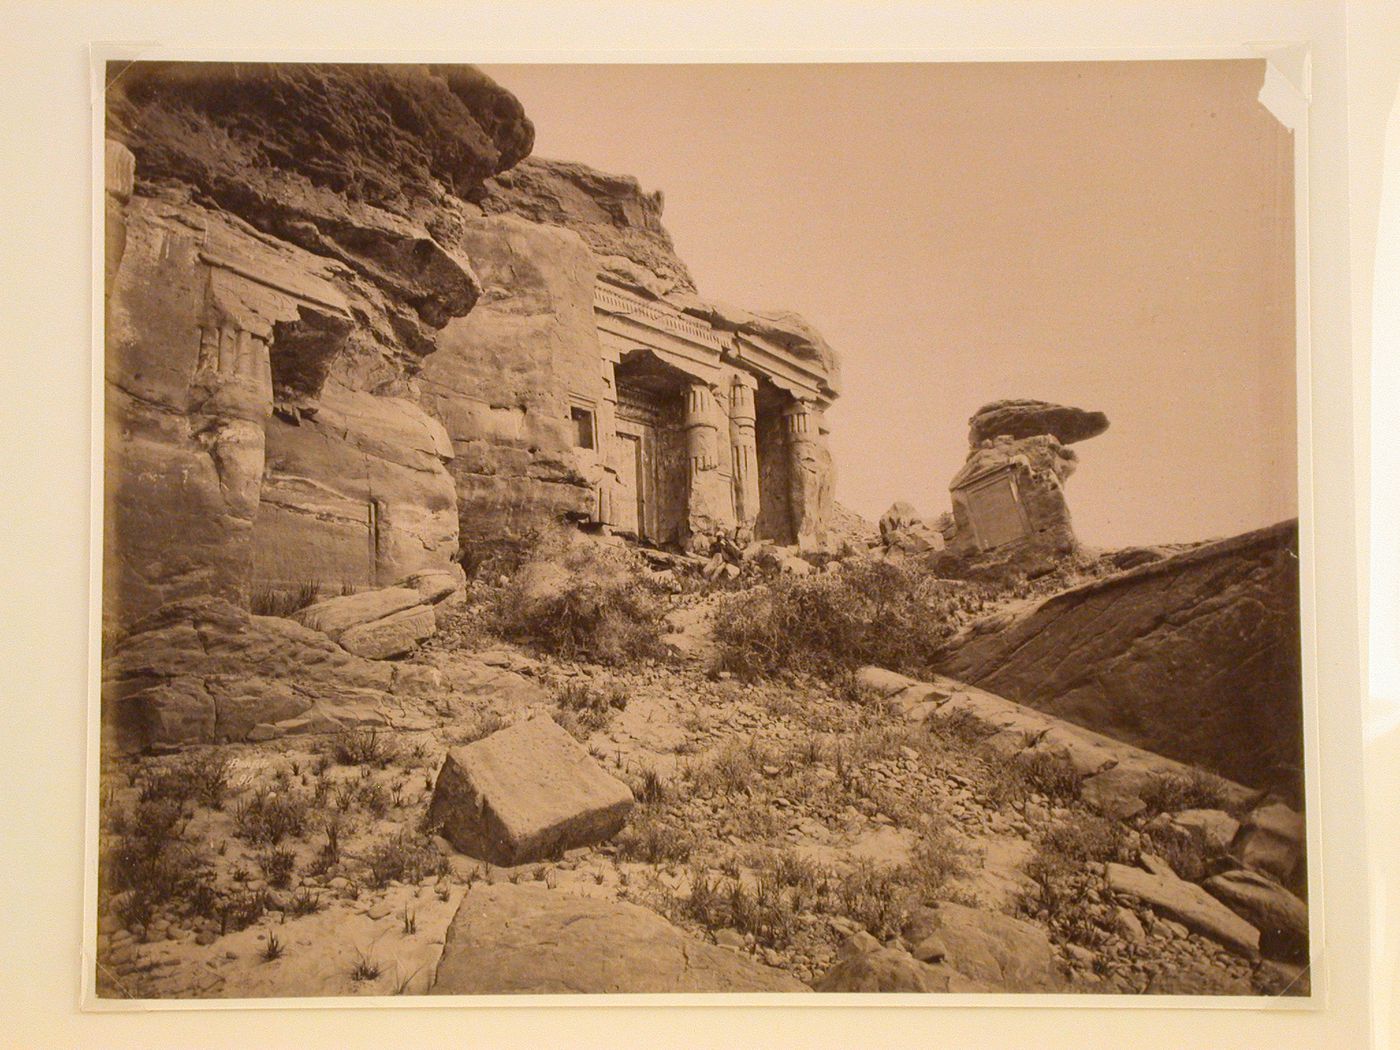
612 352 688 546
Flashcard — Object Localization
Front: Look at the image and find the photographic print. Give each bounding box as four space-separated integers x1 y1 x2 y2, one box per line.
95 58 1307 1002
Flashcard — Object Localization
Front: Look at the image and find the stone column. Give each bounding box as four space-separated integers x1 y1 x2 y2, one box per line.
684 382 725 546
685 382 720 475
728 372 760 532
784 399 830 549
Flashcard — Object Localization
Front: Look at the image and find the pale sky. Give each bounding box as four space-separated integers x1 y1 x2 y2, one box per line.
480 61 1297 548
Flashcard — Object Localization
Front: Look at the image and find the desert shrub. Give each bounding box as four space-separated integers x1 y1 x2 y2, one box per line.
101 797 209 927
257 846 297 888
614 809 696 864
711 560 967 681
981 748 1082 807
233 787 311 846
492 531 668 665
1137 768 1240 817
1022 812 1126 945
138 750 236 810
1140 824 1212 881
456 529 542 582
554 679 628 736
250 579 322 618
332 728 399 768
837 861 914 940
363 831 448 889
1033 812 1128 870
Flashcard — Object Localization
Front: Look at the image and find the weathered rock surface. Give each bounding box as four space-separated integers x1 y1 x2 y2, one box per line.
967 399 1109 446
1231 801 1307 891
1106 862 1260 957
101 598 398 748
1203 869 1309 962
293 587 425 637
110 62 531 206
941 520 1303 788
855 666 1253 818
813 940 948 992
338 603 436 659
431 884 806 993
419 214 606 543
481 157 694 296
903 903 1062 992
427 717 634 864
1146 809 1241 859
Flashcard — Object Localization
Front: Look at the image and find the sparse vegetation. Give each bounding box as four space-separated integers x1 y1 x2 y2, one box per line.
491 531 669 665
233 786 310 846
250 579 322 618
332 728 399 768
1137 768 1241 818
711 560 971 681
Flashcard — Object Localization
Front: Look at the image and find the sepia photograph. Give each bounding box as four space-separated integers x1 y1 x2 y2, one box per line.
95 58 1309 1003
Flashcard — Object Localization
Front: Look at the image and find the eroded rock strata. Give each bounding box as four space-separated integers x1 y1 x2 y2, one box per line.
940 520 1303 791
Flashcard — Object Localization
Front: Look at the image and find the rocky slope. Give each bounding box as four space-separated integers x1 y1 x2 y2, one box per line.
940 520 1303 792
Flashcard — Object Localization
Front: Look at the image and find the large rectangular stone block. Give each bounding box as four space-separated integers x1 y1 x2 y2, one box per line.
427 717 634 865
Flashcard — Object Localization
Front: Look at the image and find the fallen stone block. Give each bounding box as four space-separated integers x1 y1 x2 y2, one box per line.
293 587 425 638
1203 868 1308 962
427 717 634 865
338 603 436 659
431 884 805 993
1231 802 1306 889
1106 862 1260 957
399 566 464 604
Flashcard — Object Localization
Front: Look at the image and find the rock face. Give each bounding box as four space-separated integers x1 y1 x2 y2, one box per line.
102 64 528 629
427 718 635 864
481 157 695 297
418 214 606 545
968 399 1109 446
102 63 847 742
430 884 806 993
941 520 1303 789
101 598 398 749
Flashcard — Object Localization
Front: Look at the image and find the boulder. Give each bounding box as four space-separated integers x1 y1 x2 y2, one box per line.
1080 766 1156 820
430 884 806 993
1147 809 1241 857
1203 869 1309 962
427 717 634 864
902 902 1061 992
338 603 436 659
879 502 924 543
1105 862 1260 957
399 566 464 604
813 945 945 993
292 587 425 639
967 399 1109 446
1231 802 1306 890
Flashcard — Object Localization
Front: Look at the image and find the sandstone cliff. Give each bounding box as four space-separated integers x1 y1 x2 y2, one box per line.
940 520 1303 790
104 63 539 629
